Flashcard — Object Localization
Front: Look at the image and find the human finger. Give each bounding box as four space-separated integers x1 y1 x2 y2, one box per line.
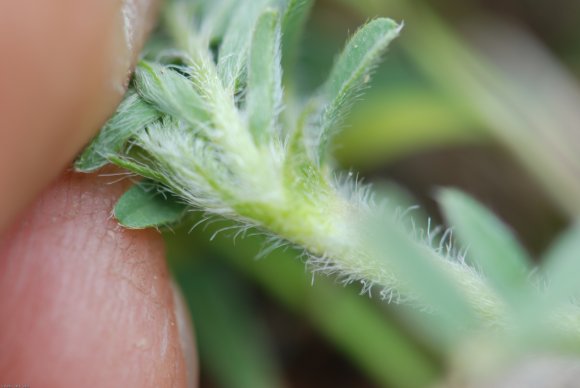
0 0 159 231
0 170 197 387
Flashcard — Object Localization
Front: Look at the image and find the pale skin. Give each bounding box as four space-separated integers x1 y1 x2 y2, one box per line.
0 1 197 386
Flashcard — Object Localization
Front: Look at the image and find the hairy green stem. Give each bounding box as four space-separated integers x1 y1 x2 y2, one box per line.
76 0 580 347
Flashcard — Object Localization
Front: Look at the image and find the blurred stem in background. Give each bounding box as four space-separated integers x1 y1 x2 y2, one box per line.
332 0 580 218
171 255 285 388
166 218 441 388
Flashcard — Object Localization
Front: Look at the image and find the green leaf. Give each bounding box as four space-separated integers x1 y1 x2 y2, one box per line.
165 223 440 388
316 18 401 164
175 261 285 388
247 9 282 144
75 92 160 172
283 100 324 187
134 61 210 126
438 189 532 304
541 222 580 306
164 0 237 48
376 220 477 345
108 155 168 185
200 0 238 44
281 0 314 84
162 1 202 61
217 0 276 88
114 181 187 229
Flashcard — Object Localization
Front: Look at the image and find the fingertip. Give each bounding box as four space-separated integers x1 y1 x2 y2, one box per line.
0 171 193 387
0 0 159 231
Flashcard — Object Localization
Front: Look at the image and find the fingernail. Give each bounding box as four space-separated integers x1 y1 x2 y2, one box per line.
111 0 160 95
171 280 198 388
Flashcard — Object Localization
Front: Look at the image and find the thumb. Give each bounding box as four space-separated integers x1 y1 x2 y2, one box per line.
0 170 197 387
0 0 159 231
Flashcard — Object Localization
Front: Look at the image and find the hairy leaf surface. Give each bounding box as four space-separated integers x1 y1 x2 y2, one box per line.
115 181 187 229
75 92 159 172
316 18 401 163
247 9 283 144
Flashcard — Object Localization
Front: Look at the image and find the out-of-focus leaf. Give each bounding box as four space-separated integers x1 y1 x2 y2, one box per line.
165 222 440 388
375 219 477 345
541 222 580 307
398 6 580 217
438 189 532 305
114 181 187 229
281 0 314 85
197 0 238 43
335 90 484 168
217 0 276 88
372 180 429 225
174 260 284 388
247 9 282 144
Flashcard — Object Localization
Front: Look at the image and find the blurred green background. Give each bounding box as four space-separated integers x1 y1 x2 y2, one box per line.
165 0 580 386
